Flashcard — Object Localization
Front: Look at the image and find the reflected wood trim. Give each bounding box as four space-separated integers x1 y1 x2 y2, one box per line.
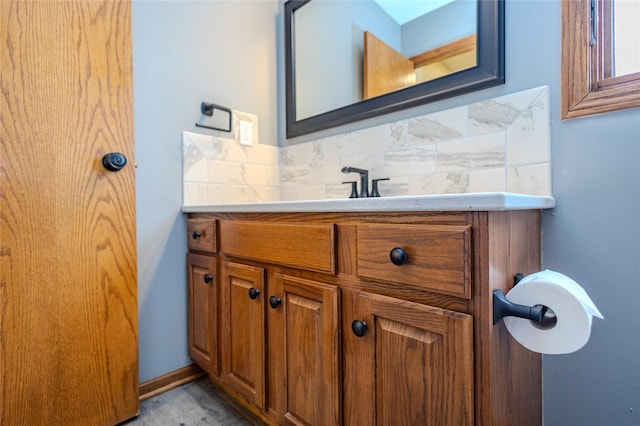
561 0 640 119
139 364 205 402
410 34 477 67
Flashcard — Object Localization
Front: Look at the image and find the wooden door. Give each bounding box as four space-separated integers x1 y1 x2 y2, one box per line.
270 273 340 426
187 253 218 375
0 1 138 425
220 261 266 409
343 291 474 426
363 31 416 99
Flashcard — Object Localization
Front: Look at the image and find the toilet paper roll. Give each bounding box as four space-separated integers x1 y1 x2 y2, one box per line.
503 270 603 354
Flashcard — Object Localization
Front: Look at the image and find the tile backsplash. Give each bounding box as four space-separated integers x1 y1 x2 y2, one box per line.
183 86 551 205
183 111 281 205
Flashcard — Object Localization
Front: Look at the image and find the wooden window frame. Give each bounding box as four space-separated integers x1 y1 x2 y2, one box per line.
561 0 640 119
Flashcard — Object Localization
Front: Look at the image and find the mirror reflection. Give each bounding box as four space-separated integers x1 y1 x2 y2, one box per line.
294 0 477 121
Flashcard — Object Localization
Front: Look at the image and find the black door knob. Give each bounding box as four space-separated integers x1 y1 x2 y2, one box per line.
248 287 260 300
351 320 367 337
389 247 408 266
102 152 127 171
203 274 213 284
269 296 282 309
192 231 202 240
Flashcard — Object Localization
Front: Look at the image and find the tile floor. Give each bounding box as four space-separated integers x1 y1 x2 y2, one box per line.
122 378 265 426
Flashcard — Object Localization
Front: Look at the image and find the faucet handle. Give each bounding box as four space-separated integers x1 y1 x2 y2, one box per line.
342 181 359 198
371 178 390 197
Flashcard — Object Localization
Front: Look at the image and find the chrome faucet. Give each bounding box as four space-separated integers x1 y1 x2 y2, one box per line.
341 166 370 198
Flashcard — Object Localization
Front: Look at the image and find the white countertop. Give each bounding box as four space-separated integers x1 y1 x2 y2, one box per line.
182 192 555 213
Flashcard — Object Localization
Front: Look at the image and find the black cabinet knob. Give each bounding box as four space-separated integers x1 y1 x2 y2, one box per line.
192 230 202 240
389 247 408 266
248 287 260 300
351 320 367 337
102 152 127 171
269 296 282 309
203 274 213 284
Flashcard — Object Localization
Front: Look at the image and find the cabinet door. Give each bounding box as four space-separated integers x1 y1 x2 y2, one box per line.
270 274 341 426
187 253 218 374
220 261 266 409
344 291 474 426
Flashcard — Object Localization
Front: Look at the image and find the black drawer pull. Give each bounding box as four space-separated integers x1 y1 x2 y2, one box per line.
269 296 282 309
203 274 213 284
249 287 260 300
351 320 367 337
389 247 408 266
192 230 202 240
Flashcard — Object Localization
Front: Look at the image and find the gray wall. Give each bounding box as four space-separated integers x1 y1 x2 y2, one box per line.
133 1 640 424
401 0 476 56
294 0 398 119
131 0 279 382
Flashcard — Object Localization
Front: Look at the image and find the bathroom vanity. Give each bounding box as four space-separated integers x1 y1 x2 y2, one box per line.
184 193 554 426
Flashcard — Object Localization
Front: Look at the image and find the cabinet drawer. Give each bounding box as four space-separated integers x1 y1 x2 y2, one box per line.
220 221 335 273
187 218 217 253
356 224 471 298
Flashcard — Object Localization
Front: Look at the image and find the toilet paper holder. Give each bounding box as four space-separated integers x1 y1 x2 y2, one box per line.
493 273 557 327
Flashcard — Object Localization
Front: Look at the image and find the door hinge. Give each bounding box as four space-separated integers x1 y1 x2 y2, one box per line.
590 0 597 46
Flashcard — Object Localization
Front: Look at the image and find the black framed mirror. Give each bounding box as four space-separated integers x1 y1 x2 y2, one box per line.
285 0 504 138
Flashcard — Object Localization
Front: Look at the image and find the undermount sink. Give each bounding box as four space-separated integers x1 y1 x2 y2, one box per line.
182 192 556 213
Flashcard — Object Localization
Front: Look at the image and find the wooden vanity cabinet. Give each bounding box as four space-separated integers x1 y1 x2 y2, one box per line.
219 220 341 425
270 273 341 425
187 253 218 375
186 210 543 426
218 261 341 425
220 261 267 409
186 217 218 376
342 289 474 425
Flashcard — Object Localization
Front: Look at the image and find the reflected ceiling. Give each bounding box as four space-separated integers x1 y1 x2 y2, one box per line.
373 0 457 25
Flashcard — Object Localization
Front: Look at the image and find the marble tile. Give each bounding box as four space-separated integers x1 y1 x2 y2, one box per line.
189 134 228 161
321 132 362 160
469 87 546 136
206 161 279 187
308 158 344 185
182 133 206 180
183 87 552 203
207 160 245 185
468 101 520 135
280 141 320 166
208 184 279 204
339 153 385 178
390 121 408 148
437 133 506 172
325 183 356 200
409 172 469 195
359 123 398 153
376 176 409 197
280 183 325 201
279 146 295 167
384 145 437 177
280 164 310 185
508 163 552 196
507 87 551 166
407 106 467 145
183 155 208 184
183 182 208 206
468 168 507 193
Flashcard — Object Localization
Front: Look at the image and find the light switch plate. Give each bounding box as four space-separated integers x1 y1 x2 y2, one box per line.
239 120 253 146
